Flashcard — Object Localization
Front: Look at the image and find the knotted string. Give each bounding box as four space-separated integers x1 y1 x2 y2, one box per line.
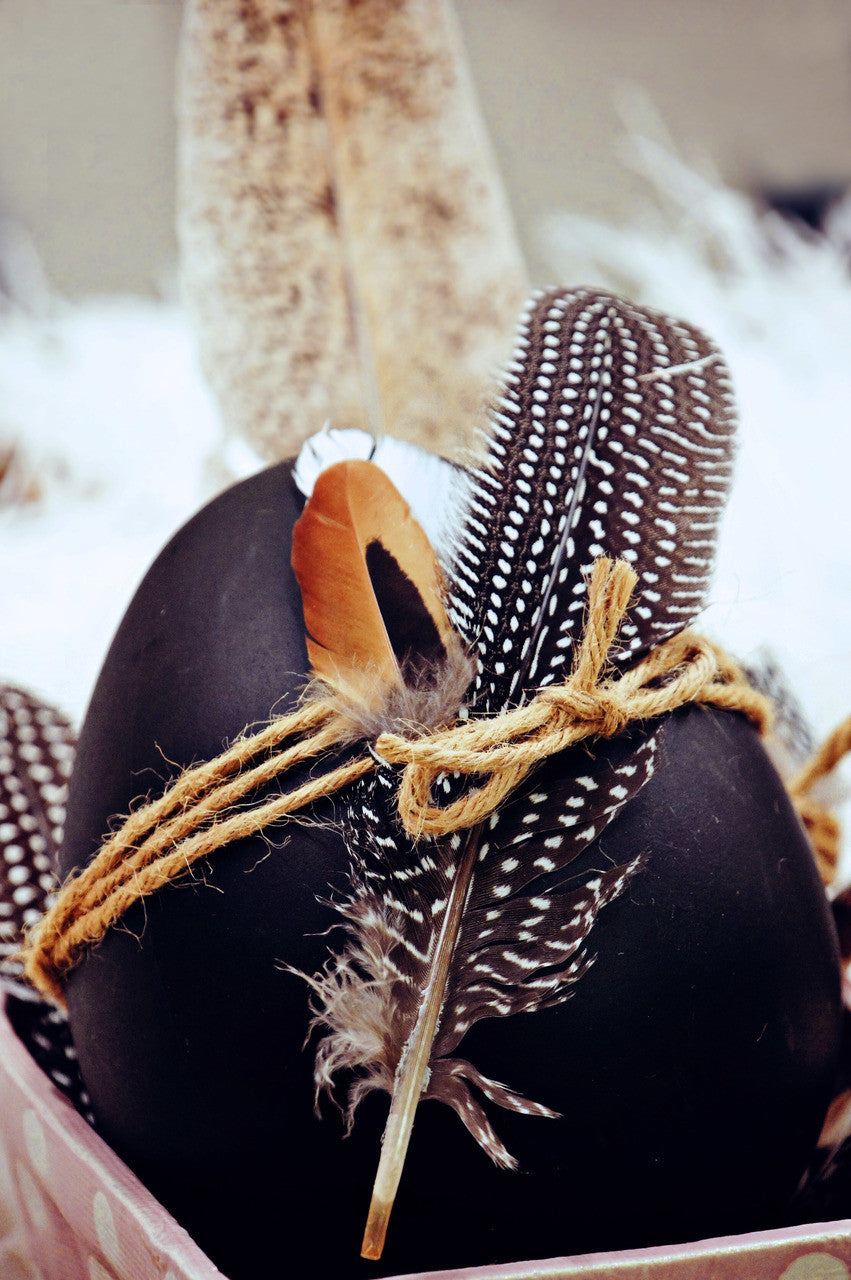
22 558 847 1005
383 564 770 837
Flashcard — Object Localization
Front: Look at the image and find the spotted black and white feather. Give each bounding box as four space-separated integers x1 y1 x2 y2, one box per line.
448 288 736 710
304 727 656 1167
0 685 93 1119
0 685 73 990
290 290 737 1256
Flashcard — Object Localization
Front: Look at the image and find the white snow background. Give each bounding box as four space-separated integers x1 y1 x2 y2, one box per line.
1 141 850 857
0 225 261 724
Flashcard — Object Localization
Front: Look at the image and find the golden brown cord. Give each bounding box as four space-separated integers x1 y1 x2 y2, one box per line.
788 716 851 885
21 558 846 1005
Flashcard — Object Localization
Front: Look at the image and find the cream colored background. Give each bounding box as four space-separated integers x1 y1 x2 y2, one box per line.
1 0 850 295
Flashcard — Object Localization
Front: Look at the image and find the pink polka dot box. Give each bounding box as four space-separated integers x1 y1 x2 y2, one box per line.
1 994 851 1280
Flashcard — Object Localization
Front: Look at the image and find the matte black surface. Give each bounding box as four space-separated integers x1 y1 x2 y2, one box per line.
62 463 842 1279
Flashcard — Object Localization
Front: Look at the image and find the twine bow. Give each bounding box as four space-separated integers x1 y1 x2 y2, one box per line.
379 560 769 836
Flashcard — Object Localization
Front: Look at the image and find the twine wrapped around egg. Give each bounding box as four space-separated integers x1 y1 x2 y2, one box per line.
22 556 848 1008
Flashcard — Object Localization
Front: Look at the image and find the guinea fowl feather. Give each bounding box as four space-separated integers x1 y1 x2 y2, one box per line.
447 288 736 706
289 289 737 1259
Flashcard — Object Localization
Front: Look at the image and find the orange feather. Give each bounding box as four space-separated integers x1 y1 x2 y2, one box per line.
291 459 457 708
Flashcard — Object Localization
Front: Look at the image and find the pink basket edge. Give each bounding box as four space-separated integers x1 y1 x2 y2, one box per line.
0 995 228 1277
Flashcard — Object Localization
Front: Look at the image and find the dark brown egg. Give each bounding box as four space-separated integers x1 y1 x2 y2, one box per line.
60 460 841 1280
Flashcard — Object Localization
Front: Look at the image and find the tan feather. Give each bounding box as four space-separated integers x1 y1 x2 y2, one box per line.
291 459 464 716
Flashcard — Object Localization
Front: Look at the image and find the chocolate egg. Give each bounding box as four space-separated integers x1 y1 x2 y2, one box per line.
60 456 841 1280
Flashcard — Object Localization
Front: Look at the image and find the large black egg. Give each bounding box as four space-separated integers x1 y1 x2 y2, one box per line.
61 462 842 1279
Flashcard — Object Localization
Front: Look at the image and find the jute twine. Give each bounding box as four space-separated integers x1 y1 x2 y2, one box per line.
22 558 849 1006
789 717 851 886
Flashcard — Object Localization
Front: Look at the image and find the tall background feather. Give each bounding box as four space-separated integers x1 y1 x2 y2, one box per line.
293 288 737 1250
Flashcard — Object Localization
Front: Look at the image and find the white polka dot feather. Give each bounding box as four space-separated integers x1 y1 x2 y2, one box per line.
293 290 735 1171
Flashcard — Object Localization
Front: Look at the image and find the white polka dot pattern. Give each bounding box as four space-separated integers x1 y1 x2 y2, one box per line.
321 725 658 1165
0 686 93 1121
0 686 73 959
0 999 227 1278
298 291 725 1167
447 289 736 711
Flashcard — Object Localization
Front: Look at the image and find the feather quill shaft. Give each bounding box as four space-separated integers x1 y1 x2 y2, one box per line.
362 827 479 1259
361 392 613 1254
361 561 638 1257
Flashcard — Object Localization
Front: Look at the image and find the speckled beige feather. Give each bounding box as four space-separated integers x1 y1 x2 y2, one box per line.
177 0 528 459
307 0 528 452
177 0 370 456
